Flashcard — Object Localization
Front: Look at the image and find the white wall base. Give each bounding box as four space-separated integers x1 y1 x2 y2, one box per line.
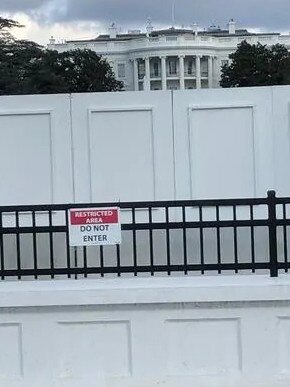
1 275 290 386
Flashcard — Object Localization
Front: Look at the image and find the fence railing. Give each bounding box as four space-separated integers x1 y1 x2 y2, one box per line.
0 191 289 280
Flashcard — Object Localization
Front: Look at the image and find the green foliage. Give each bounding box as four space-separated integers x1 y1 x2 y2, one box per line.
0 16 123 95
220 40 290 87
0 16 23 42
0 38 44 94
0 17 22 31
24 49 123 94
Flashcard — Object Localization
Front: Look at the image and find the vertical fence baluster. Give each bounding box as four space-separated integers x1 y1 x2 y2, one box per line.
116 244 121 277
149 207 154 276
100 245 104 277
199 206 204 275
32 211 38 279
182 206 188 275
216 206 221 274
132 208 137 276
83 246 87 278
48 210 55 279
233 205 239 273
0 212 4 280
65 209 71 278
250 205 256 273
74 247 78 280
283 204 288 273
268 190 278 277
165 206 171 275
15 211 21 280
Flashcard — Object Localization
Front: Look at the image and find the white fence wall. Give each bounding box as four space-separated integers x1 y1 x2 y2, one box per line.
273 87 290 196
173 87 275 199
0 86 290 205
1 276 290 387
0 94 73 205
2 88 290 387
71 92 174 203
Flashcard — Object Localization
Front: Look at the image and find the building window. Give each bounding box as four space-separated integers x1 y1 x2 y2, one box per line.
153 62 159 77
166 36 178 42
138 61 145 79
169 60 177 75
117 63 126 78
187 60 194 75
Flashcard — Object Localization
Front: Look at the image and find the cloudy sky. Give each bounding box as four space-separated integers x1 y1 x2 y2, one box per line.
0 0 289 45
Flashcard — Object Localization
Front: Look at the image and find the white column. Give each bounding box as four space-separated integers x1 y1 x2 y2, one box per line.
161 56 167 90
133 59 139 91
214 56 219 87
208 56 213 88
144 57 150 91
196 55 201 89
179 55 185 90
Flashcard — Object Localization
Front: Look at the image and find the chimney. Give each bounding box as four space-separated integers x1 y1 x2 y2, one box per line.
228 19 236 34
192 22 198 36
146 18 153 36
49 36 56 45
109 23 117 39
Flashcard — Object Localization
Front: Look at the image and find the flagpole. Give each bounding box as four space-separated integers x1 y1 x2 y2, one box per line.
171 2 175 27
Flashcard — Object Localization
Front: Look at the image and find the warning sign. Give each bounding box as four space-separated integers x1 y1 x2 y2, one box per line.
68 207 121 246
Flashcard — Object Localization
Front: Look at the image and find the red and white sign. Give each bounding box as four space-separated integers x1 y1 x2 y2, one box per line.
68 207 121 246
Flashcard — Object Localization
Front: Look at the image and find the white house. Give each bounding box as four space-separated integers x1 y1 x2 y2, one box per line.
47 20 290 91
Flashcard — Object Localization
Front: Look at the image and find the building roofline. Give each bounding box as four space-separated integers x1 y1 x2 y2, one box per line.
66 27 282 44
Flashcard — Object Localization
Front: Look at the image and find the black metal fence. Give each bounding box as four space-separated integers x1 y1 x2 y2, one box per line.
0 190 289 280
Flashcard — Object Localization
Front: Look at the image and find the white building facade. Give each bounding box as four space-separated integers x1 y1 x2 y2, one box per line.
48 21 290 91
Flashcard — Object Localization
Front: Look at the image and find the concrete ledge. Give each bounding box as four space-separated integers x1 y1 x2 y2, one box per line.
1 275 290 386
0 274 290 307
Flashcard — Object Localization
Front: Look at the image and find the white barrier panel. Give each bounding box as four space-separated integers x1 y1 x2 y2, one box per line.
1 276 290 387
0 86 290 206
71 91 175 203
173 87 275 199
0 94 73 205
272 86 290 196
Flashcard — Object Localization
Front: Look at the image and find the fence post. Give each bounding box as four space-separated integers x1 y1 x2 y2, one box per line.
267 190 278 277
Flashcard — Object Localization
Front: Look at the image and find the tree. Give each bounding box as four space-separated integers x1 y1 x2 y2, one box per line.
0 16 22 42
0 16 123 95
0 38 44 95
24 49 124 94
220 41 290 88
0 17 42 94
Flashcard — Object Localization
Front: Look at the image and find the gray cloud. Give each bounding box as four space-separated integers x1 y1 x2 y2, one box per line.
0 0 48 12
0 0 289 32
